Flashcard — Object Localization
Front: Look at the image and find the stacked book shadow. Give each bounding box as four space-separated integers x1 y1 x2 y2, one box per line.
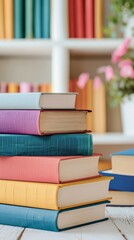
100 149 134 206
0 92 112 231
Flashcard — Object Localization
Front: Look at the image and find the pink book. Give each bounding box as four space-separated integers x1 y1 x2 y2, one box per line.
0 109 89 135
85 0 94 38
19 82 32 92
0 155 100 183
0 81 8 93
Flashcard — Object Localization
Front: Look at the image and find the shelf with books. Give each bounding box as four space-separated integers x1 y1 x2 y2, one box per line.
0 40 52 56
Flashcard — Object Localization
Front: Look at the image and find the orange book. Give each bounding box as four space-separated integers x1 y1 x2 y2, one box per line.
74 79 86 110
0 0 4 39
94 0 103 38
86 79 93 131
8 82 19 93
69 0 76 38
39 83 51 92
75 0 85 38
85 0 94 38
4 0 13 39
92 82 106 133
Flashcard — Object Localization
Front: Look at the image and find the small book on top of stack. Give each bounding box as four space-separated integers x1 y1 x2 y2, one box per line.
0 92 112 232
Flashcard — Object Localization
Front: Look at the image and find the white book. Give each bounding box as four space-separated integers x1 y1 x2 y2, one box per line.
0 92 77 109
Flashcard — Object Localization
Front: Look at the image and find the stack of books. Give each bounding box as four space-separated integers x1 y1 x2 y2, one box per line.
100 149 134 206
0 92 112 231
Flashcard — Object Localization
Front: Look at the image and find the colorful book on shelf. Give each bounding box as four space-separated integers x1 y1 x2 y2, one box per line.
4 0 14 39
111 148 134 175
0 201 109 231
94 0 103 38
0 82 7 93
75 0 85 38
41 0 50 38
14 0 24 38
25 0 33 38
100 170 134 192
86 79 93 130
69 0 76 38
0 154 100 183
108 191 134 206
0 177 112 210
0 0 4 39
92 80 106 133
34 0 41 38
0 92 77 109
39 83 51 92
85 0 94 38
7 83 19 93
0 109 90 135
19 82 32 92
0 133 92 156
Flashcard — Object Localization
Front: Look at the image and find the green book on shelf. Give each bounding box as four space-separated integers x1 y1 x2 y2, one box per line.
25 0 33 38
14 0 24 38
41 0 50 38
34 0 41 38
0 133 93 156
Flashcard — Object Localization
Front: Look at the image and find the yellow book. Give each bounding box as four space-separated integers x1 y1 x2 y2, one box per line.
86 79 93 131
4 0 13 39
94 0 103 38
0 177 112 210
0 0 4 38
92 83 106 133
8 82 19 93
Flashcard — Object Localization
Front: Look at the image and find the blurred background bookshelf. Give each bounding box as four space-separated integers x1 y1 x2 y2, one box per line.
0 0 134 151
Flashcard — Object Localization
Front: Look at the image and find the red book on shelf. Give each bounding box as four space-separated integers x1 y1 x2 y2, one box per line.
69 0 76 38
85 0 94 38
75 0 85 38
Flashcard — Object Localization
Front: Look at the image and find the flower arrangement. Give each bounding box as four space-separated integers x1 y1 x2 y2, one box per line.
92 38 134 107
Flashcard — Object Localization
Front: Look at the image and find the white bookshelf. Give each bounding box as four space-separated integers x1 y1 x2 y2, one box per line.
0 0 134 147
93 133 134 145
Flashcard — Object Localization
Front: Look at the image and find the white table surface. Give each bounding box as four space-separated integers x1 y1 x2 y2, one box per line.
0 206 134 240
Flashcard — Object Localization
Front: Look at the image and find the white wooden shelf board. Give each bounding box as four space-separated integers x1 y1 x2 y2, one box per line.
0 40 52 56
64 39 134 55
93 133 134 145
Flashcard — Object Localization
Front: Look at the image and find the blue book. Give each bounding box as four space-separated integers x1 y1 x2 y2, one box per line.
0 201 109 231
41 0 50 38
25 0 33 38
112 148 134 156
34 0 41 38
100 170 134 192
14 0 24 38
0 133 92 156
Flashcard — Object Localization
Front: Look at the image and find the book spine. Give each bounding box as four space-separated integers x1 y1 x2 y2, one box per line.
0 110 40 135
75 0 85 38
14 0 24 38
0 156 60 183
68 0 76 38
0 133 93 156
0 180 59 210
4 0 14 39
7 82 19 93
94 0 103 38
0 0 4 39
0 93 41 109
86 79 93 130
41 0 50 38
34 0 41 38
0 82 8 93
85 0 94 38
25 0 33 38
19 82 32 92
0 204 59 231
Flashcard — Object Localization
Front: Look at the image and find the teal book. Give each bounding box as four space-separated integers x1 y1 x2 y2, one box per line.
25 0 33 38
41 0 50 38
34 0 41 38
0 133 92 156
14 0 24 38
0 201 109 231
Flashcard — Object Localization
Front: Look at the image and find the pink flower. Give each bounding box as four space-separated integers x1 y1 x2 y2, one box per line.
120 65 134 79
93 76 102 89
118 59 132 68
97 66 106 74
105 66 114 81
77 73 89 89
112 37 131 63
